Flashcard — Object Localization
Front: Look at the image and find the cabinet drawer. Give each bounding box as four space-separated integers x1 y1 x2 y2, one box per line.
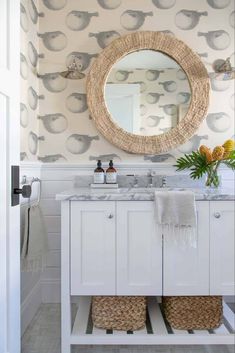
70 201 116 295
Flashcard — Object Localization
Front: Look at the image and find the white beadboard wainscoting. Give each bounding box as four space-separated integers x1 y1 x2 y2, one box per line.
20 163 235 308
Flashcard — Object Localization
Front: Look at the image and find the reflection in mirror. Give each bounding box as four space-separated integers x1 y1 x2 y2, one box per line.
105 50 191 136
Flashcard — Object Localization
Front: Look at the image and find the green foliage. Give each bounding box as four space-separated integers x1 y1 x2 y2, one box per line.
174 151 210 179
175 148 235 181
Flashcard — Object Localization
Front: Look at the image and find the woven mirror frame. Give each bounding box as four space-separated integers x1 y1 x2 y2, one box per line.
86 31 210 154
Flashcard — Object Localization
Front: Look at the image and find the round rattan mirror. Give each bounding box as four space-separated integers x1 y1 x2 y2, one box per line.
86 31 210 154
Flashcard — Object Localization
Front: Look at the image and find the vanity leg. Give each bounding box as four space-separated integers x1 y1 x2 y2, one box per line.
61 201 71 353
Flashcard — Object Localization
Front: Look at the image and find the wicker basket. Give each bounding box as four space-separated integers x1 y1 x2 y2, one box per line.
162 296 223 330
92 296 147 331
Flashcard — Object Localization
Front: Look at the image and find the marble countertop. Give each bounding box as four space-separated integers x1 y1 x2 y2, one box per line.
56 187 235 202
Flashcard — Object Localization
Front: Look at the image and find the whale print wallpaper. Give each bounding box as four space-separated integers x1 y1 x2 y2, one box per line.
20 0 234 163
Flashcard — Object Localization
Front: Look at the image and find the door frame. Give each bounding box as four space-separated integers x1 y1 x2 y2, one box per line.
0 1 21 352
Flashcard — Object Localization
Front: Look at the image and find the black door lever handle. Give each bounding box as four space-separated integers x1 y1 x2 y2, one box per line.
14 185 32 198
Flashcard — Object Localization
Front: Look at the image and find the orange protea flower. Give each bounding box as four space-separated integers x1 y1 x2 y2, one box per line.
199 145 213 163
222 139 235 153
212 146 225 161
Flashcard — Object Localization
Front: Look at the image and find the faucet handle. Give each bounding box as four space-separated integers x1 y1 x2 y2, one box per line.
161 175 167 187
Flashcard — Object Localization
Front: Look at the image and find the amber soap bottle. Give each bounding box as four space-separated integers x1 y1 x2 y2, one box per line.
93 160 105 184
106 160 117 184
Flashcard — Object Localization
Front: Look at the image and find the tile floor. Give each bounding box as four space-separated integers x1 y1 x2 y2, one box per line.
21 304 235 353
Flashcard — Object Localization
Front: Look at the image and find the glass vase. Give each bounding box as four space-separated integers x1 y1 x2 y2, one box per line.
205 169 221 189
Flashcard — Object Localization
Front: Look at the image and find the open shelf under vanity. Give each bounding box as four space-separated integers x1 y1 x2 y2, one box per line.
70 297 235 346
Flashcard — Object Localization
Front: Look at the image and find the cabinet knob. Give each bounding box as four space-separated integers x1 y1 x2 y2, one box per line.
214 212 221 219
108 214 114 219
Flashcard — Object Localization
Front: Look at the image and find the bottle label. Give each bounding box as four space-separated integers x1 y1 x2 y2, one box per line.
106 172 117 184
94 172 104 184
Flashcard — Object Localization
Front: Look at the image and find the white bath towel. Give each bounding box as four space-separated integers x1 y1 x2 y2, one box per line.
155 190 197 247
21 204 48 272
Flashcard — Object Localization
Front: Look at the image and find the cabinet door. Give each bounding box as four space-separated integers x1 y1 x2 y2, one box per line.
210 201 235 295
70 201 116 295
117 202 162 295
163 201 210 296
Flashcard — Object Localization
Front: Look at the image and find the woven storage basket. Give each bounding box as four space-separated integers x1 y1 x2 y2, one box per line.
162 296 223 330
92 296 147 331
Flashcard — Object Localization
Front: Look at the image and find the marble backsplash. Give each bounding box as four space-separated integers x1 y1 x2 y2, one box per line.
74 174 206 189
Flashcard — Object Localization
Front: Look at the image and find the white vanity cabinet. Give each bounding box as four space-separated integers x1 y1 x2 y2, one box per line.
163 201 210 296
70 201 162 295
70 201 116 295
117 202 162 295
210 201 235 295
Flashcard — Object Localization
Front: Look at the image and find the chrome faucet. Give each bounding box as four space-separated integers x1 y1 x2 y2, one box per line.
133 175 139 188
147 170 156 188
161 176 167 188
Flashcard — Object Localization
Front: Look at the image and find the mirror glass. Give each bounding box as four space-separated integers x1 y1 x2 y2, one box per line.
105 50 191 136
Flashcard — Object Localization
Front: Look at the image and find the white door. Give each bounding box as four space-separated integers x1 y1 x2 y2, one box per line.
210 201 235 295
0 1 20 353
163 202 210 296
117 202 162 295
70 201 116 295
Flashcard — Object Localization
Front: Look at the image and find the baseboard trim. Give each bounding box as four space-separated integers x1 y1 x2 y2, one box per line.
41 278 61 303
21 280 41 336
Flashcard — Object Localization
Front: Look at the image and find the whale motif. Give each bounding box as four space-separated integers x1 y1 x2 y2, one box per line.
160 30 175 36
175 10 208 30
66 11 99 31
28 131 45 155
38 72 68 93
97 0 122 9
38 154 67 162
66 93 88 113
144 154 175 162
146 116 164 127
130 81 146 93
115 70 133 81
28 41 44 67
38 114 68 133
140 104 147 116
198 52 208 58
159 80 177 92
89 31 120 49
207 0 231 9
198 30 231 50
28 87 45 110
66 52 98 71
66 134 99 154
20 4 28 32
42 0 67 10
177 92 191 104
176 69 187 80
37 31 67 51
206 112 231 132
20 103 28 128
178 135 208 153
20 53 28 80
159 104 177 116
152 0 176 9
20 152 28 161
145 70 164 81
146 93 164 104
120 10 153 31
28 0 44 24
89 153 121 161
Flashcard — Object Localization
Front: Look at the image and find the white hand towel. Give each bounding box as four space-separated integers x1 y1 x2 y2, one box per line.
155 190 197 247
21 204 48 272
